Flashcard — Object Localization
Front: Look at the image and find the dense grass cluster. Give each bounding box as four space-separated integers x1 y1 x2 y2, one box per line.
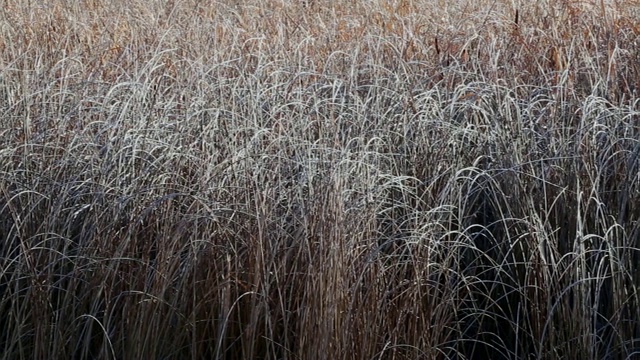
1 0 639 359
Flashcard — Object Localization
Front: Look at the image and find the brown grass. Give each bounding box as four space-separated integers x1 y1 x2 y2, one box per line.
1 0 639 359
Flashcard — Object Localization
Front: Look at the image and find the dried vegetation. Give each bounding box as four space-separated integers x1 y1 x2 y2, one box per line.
0 0 639 359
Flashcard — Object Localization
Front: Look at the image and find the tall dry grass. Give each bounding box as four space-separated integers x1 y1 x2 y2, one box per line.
0 0 639 359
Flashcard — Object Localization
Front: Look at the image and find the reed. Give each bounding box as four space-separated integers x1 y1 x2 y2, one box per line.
0 0 638 359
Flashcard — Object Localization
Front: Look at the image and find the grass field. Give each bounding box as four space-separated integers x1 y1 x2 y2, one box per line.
1 0 639 359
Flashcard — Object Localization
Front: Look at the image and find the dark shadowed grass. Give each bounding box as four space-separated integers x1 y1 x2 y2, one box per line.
1 0 639 359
